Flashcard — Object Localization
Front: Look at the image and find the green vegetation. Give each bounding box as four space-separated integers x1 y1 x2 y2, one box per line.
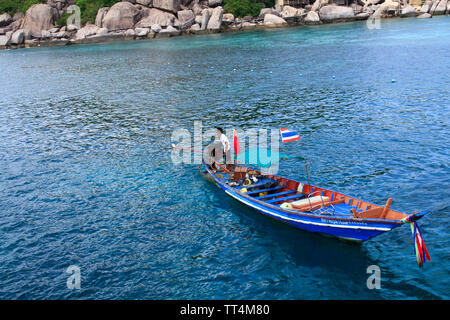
74 0 121 26
0 0 45 15
223 0 275 18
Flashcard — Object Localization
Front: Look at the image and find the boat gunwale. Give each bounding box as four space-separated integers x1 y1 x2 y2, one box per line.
205 164 404 225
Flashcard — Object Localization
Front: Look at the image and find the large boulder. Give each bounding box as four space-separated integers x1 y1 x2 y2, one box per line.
159 25 180 36
311 0 328 12
153 0 180 13
420 0 433 13
11 29 25 45
264 13 287 25
258 8 281 19
95 7 110 28
280 5 301 18
102 2 140 31
75 24 100 39
400 5 419 17
21 4 56 33
305 11 320 24
177 9 195 29
417 13 432 18
429 0 440 13
222 13 234 23
135 8 176 27
432 0 448 15
0 32 12 47
379 0 401 13
319 5 355 22
200 8 210 30
0 13 12 27
207 6 223 30
208 0 223 7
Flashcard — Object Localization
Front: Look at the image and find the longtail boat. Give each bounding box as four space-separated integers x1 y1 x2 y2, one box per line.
201 161 431 267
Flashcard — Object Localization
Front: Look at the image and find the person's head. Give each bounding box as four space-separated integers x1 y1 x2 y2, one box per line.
216 127 224 138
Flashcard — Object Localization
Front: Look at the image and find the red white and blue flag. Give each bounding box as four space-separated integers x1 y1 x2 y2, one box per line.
280 128 300 143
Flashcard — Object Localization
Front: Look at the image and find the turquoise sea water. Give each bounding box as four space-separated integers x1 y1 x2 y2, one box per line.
0 16 449 299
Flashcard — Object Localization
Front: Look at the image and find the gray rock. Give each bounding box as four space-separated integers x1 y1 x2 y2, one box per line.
319 5 355 22
96 27 109 35
189 23 201 33
280 5 300 18
200 8 211 30
264 14 287 25
41 30 51 38
13 12 24 22
21 4 56 33
136 0 153 6
208 0 222 7
207 6 223 30
305 11 320 24
153 0 180 13
400 5 419 17
54 30 69 38
135 27 149 36
0 13 13 27
192 3 203 16
151 23 162 33
75 24 100 39
420 0 432 13
159 25 180 36
125 28 135 36
0 32 12 46
23 29 31 40
11 29 25 45
417 13 432 18
0 13 12 27
222 13 234 22
67 24 79 32
432 0 448 15
95 7 110 28
258 8 281 20
103 2 140 31
429 0 440 13
355 12 370 20
136 9 176 27
177 10 195 29
241 22 256 29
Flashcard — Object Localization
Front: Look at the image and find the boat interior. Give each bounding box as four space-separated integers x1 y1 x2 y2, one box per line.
211 164 406 221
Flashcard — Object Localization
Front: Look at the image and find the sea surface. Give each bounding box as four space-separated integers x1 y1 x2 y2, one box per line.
0 16 449 300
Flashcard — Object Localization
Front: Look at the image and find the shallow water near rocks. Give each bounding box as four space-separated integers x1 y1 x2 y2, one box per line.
0 16 449 299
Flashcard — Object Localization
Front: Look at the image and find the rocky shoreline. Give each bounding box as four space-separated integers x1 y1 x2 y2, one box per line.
0 0 449 50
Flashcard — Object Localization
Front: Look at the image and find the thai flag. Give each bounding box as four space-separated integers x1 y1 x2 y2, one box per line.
280 128 300 143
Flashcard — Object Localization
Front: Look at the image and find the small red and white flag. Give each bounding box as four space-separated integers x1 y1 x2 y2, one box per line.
280 128 301 143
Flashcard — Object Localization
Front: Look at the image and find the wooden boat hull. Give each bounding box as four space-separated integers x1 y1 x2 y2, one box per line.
203 163 408 242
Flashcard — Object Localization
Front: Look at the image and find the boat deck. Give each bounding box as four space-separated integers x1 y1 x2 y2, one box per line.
216 171 364 218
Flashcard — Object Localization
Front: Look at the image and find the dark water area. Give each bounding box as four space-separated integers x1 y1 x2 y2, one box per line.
0 16 449 299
